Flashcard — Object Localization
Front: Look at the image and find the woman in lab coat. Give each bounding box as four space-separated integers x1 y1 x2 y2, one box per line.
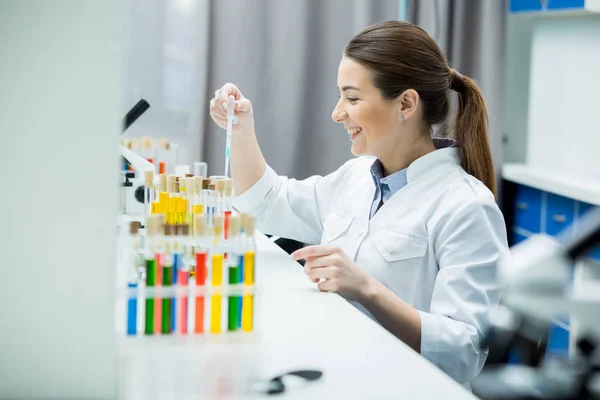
209 21 508 386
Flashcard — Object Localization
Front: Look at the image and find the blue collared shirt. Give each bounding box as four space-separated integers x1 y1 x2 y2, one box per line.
369 159 408 219
368 138 458 219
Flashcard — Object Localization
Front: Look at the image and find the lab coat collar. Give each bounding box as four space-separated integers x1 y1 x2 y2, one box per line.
406 139 460 184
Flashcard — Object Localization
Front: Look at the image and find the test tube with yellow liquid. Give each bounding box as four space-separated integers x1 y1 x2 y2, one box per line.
210 215 224 334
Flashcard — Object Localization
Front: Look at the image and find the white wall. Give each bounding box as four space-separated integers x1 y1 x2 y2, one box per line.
527 15 600 177
503 14 535 164
123 0 210 169
0 2 122 398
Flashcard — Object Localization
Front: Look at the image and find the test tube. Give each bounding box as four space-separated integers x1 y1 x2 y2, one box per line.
223 179 233 240
178 178 187 226
162 251 172 335
207 183 217 227
178 223 190 334
144 215 159 335
214 179 225 217
159 138 169 174
150 217 164 335
227 216 241 332
237 214 247 328
178 265 189 335
195 162 207 178
194 215 209 334
193 177 204 235
210 215 224 334
166 175 177 225
185 177 195 234
202 179 211 225
144 171 154 228
242 215 256 332
127 222 140 336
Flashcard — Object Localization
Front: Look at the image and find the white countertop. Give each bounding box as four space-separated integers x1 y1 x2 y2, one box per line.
117 234 476 399
503 163 600 206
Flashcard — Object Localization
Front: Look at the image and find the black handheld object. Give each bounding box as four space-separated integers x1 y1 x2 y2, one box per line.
123 99 150 133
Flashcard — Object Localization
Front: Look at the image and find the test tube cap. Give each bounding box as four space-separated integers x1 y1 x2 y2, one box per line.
180 224 190 236
194 176 203 192
144 170 154 186
202 179 211 190
130 221 141 235
145 215 154 235
146 136 155 149
146 214 159 236
195 215 208 236
185 177 196 195
208 183 216 191
159 137 170 150
165 224 174 236
159 174 167 192
242 214 255 235
229 215 241 238
128 138 138 150
213 215 224 234
174 178 180 194
214 179 225 193
224 179 233 197
157 213 166 227
193 162 207 178
166 175 176 193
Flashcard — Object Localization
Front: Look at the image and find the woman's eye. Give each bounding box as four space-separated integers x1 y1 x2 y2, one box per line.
347 97 358 104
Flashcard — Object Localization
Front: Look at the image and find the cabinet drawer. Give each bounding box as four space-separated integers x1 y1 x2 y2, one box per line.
510 0 544 12
578 202 600 261
546 193 575 236
547 0 585 10
514 185 542 233
546 322 569 356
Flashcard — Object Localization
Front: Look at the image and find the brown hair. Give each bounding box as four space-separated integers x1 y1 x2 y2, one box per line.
344 21 496 197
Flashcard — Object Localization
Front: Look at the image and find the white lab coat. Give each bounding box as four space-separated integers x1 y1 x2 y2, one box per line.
234 147 509 385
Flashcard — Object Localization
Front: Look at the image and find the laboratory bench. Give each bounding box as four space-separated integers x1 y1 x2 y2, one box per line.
117 233 477 399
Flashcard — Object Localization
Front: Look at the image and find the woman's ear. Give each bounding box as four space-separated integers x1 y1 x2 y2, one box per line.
396 89 419 121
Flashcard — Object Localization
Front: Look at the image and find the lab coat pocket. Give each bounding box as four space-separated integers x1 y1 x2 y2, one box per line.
371 230 428 305
322 211 355 244
372 230 427 262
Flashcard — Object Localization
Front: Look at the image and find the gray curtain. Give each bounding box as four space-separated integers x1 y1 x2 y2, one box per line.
408 0 507 193
201 0 399 179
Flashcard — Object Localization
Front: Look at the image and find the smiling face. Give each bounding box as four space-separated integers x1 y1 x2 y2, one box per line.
331 56 401 157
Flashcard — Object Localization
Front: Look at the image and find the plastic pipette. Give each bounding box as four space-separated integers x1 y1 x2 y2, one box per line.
224 95 235 177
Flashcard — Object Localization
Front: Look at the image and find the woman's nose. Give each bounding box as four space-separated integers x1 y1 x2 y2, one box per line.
331 104 348 123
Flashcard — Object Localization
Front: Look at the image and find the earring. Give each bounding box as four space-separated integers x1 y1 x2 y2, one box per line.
399 114 405 123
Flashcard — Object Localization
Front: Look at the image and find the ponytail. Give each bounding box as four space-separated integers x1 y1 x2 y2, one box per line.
450 69 496 197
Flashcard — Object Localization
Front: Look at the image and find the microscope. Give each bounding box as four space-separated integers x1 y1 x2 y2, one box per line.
473 207 600 399
120 100 154 222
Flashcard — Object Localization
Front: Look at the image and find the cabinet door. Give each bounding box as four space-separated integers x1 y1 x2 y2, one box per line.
547 0 585 10
546 193 575 236
510 0 544 12
577 202 600 261
546 322 570 356
514 185 542 233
